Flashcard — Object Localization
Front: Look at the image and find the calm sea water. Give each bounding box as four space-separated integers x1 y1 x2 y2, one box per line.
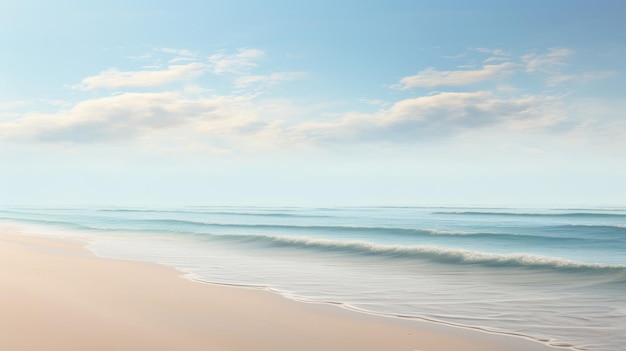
1 206 625 351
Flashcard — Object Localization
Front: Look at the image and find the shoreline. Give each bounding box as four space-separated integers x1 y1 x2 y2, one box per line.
183 276 563 348
1 229 563 351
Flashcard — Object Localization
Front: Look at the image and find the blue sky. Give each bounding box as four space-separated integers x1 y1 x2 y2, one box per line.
1 1 625 206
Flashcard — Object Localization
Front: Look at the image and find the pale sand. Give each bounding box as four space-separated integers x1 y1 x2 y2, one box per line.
0 232 560 351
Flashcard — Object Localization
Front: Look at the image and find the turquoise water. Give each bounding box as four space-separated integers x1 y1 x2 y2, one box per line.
2 206 625 351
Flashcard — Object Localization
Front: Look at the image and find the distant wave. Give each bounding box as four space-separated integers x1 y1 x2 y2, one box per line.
560 224 626 230
554 224 626 236
562 207 626 212
130 219 589 243
139 218 457 234
0 216 93 231
1 215 601 244
211 233 626 275
161 219 617 242
0 209 51 216
0 214 469 237
433 211 626 218
352 206 516 210
97 208 335 218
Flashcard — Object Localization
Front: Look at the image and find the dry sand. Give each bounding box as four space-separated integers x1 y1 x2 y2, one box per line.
0 232 560 351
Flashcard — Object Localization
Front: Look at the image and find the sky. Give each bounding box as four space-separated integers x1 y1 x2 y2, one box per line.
1 0 625 207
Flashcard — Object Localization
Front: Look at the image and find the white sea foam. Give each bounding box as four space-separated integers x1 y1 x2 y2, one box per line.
2 206 626 351
259 234 626 272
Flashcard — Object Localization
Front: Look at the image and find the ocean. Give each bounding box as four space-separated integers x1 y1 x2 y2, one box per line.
1 206 624 351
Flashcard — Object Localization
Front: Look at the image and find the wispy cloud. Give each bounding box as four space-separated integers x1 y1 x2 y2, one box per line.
209 48 265 75
74 48 278 91
73 63 207 90
2 46 621 152
158 48 198 63
0 100 30 110
520 48 617 87
523 48 573 73
1 89 617 150
472 48 509 57
1 91 260 144
159 48 196 57
288 92 563 144
394 62 514 89
546 70 617 86
235 72 306 88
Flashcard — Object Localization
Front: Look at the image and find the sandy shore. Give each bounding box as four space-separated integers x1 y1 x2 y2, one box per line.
0 231 559 351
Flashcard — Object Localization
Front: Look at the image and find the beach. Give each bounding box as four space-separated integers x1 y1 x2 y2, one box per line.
3 1 624 349
0 231 559 351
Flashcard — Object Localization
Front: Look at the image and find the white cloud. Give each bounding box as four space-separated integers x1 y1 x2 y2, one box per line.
521 49 619 88
395 62 514 89
73 63 207 90
288 92 564 144
1 91 261 144
0 100 29 109
209 49 265 75
1 89 617 152
159 48 198 63
40 99 72 107
3 46 621 153
159 48 195 57
523 48 573 73
472 48 509 57
546 71 617 86
177 143 234 155
235 72 306 87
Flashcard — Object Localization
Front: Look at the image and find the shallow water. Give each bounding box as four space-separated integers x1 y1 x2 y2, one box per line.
2 206 625 351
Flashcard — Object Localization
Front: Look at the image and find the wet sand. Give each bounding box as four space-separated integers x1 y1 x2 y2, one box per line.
0 232 559 351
